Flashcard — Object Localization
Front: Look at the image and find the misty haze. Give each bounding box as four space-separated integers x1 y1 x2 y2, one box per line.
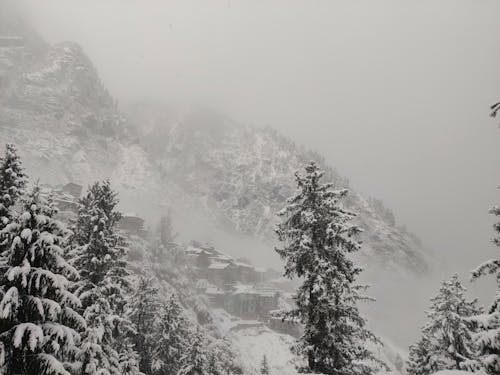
0 1 499 375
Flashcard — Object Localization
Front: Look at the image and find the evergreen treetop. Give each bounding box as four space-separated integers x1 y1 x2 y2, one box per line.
0 185 84 375
275 161 385 375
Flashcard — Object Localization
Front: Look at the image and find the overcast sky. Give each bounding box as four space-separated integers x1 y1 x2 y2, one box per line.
10 0 500 280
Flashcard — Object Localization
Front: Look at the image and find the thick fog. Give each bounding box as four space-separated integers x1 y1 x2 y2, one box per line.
4 0 500 347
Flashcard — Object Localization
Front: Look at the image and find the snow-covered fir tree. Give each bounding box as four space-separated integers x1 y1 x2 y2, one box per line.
0 144 27 251
0 184 84 375
206 338 242 375
466 183 500 374
407 274 481 374
178 327 207 375
275 162 386 375
153 294 190 375
127 276 162 375
407 336 441 375
260 355 270 375
70 180 138 375
118 344 142 375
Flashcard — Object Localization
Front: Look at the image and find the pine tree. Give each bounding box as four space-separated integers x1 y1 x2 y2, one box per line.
466 189 500 373
0 185 84 375
0 144 27 250
275 162 385 375
70 181 138 375
407 274 481 374
260 355 270 375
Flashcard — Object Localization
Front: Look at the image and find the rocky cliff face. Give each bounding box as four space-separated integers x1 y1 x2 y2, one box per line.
0 23 430 274
0 33 157 192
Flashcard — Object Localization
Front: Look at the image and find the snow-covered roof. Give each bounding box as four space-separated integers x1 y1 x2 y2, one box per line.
232 284 277 297
123 212 141 218
234 262 254 269
208 262 231 270
185 245 203 254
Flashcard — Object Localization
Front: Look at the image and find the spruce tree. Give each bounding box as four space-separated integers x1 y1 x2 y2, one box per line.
0 185 84 375
407 274 481 374
275 162 385 375
0 144 27 250
70 181 138 375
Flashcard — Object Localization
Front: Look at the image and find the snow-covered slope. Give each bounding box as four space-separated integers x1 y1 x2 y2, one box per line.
0 30 159 197
210 308 405 375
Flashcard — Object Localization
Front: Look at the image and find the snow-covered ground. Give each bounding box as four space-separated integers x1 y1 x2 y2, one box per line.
228 325 299 375
211 308 406 375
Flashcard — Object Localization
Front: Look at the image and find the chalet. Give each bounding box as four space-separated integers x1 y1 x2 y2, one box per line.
205 286 225 306
207 261 237 290
224 285 279 320
118 213 146 237
234 262 258 284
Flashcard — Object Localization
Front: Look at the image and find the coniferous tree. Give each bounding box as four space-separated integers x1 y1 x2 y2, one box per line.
127 276 162 375
275 162 385 375
178 327 207 375
70 181 138 375
260 355 270 375
407 274 481 374
466 186 500 373
0 185 84 375
151 211 179 271
0 144 27 251
153 295 190 375
407 336 441 375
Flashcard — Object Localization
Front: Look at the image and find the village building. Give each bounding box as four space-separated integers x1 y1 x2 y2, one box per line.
223 285 280 320
183 242 287 322
207 261 237 290
205 286 225 306
118 213 147 237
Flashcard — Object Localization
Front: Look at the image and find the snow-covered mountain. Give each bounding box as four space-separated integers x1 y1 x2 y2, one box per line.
0 15 430 276
127 103 431 274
